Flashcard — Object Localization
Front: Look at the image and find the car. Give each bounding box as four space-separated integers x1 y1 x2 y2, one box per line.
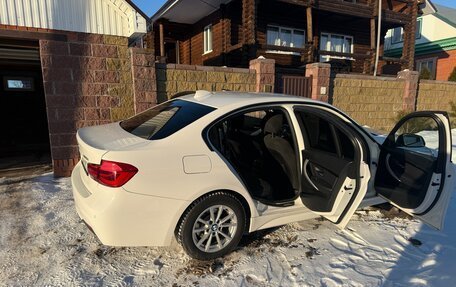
71 90 454 260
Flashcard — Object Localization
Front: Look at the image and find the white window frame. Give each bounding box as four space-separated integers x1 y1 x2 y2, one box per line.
319 32 354 62
416 57 437 80
203 24 213 55
266 25 306 55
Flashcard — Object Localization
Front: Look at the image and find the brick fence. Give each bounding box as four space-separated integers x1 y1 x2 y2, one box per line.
307 63 456 133
417 80 456 112
155 58 276 103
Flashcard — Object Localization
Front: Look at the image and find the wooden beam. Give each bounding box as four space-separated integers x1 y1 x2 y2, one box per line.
176 40 180 64
387 0 394 10
369 17 376 74
159 23 165 58
370 18 376 50
306 7 313 43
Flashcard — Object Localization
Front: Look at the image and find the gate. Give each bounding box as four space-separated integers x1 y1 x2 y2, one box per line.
281 75 312 98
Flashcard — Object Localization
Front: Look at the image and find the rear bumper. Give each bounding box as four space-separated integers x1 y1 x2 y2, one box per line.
71 163 190 246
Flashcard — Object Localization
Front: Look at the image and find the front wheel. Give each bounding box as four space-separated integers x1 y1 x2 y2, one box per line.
177 192 246 260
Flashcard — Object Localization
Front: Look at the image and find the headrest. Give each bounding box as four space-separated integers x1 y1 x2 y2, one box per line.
264 114 283 135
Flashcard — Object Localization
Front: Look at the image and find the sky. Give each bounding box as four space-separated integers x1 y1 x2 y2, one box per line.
132 0 456 17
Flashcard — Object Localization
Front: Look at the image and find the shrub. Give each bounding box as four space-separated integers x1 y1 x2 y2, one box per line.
449 67 456 82
392 110 435 133
419 67 432 80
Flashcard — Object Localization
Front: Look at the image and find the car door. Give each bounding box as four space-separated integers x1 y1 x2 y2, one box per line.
294 106 371 228
374 111 454 230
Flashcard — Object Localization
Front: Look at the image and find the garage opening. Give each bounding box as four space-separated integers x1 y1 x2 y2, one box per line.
0 39 51 173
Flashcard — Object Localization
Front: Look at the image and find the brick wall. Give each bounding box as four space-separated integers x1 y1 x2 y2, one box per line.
39 32 156 176
416 50 456 81
155 64 257 102
417 80 456 114
131 48 157 113
331 74 405 132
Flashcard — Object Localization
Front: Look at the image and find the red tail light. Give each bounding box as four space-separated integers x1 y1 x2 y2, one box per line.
88 160 138 187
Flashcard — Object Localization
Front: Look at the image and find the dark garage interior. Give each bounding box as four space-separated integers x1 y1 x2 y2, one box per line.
0 39 51 173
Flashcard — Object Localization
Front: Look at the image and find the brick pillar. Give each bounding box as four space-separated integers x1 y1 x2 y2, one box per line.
131 48 157 113
249 57 275 92
397 70 419 111
305 63 331 102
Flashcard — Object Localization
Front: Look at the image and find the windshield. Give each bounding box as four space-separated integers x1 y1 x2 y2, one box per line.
120 99 215 140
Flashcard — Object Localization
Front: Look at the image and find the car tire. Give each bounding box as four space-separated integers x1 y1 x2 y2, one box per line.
177 192 246 260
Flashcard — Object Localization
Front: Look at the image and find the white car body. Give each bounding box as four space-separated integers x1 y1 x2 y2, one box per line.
72 91 454 257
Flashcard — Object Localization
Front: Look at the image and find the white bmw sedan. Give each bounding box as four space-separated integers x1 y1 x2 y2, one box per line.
72 91 454 260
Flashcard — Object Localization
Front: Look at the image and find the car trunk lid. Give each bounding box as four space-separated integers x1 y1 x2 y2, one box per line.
77 123 148 188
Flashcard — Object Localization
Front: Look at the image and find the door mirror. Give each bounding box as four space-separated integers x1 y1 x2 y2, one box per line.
396 134 426 148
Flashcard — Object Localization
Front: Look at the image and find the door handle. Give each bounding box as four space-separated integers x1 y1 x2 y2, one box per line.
314 166 324 176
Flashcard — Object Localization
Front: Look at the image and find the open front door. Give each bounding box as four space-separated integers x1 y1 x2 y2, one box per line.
375 111 454 230
294 107 371 228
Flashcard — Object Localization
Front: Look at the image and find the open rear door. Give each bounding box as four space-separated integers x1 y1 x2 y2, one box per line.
375 111 454 230
294 107 371 228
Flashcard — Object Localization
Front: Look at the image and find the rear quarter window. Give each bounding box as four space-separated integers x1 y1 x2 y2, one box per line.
120 99 215 140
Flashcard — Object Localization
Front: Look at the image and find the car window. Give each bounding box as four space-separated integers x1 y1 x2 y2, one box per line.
121 99 215 140
297 112 337 154
337 129 355 160
393 116 440 158
296 111 355 160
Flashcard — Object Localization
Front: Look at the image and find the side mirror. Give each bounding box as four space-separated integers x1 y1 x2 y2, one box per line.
396 133 426 148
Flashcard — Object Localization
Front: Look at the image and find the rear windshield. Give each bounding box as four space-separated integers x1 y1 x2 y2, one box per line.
120 99 215 140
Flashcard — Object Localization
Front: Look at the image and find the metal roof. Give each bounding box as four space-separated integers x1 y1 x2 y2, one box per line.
0 0 147 39
151 0 233 24
434 3 456 27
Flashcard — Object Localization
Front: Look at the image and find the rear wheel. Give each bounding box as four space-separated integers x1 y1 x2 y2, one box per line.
177 192 246 260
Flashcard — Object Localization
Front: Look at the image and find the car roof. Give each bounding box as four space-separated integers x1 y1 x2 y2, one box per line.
179 90 329 110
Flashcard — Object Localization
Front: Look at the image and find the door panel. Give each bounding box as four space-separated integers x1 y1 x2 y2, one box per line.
301 149 353 212
375 112 454 230
294 106 370 227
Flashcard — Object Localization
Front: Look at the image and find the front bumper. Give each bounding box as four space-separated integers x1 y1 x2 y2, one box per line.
71 163 189 247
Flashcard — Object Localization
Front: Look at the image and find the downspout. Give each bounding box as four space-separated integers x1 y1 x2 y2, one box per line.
374 0 382 76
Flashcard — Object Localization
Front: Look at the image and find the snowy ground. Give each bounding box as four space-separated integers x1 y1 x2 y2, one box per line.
1 132 455 286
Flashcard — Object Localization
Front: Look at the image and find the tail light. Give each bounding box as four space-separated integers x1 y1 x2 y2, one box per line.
88 160 138 187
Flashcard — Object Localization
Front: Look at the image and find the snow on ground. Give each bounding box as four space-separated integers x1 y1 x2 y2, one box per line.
0 132 455 286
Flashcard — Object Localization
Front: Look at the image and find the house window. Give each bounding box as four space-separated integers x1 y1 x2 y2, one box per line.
3 77 35 91
416 58 437 80
266 26 306 49
319 33 354 62
203 25 213 54
391 18 422 44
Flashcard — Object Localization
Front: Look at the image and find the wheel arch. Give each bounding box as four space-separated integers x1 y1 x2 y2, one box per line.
174 189 252 239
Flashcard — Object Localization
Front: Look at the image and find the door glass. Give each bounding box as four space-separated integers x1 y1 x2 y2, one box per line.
394 116 439 158
299 112 337 154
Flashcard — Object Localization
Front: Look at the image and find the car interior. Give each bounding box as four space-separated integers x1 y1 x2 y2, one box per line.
209 108 299 205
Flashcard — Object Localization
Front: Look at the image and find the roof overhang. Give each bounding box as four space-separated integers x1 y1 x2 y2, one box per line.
151 0 233 24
